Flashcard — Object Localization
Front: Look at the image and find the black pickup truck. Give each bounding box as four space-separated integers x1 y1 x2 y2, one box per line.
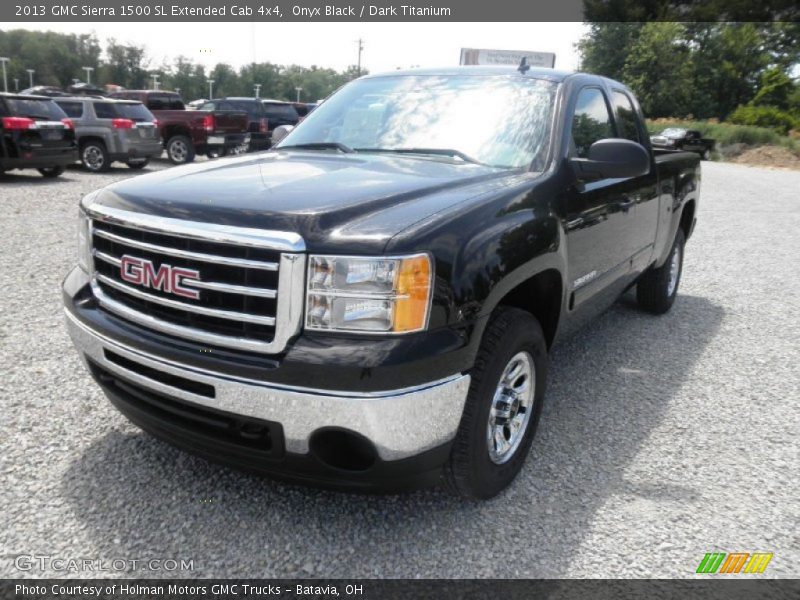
650 127 715 160
63 67 700 498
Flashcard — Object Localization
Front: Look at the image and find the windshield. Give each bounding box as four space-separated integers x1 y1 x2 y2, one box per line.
278 74 557 169
661 128 686 138
6 98 67 121
115 102 156 122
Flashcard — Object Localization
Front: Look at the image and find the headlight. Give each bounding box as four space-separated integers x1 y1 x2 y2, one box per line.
306 254 432 334
77 210 92 272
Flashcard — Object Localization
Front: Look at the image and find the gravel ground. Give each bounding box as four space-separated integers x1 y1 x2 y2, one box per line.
0 160 797 579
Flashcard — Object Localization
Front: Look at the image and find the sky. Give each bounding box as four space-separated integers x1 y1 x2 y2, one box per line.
3 22 587 73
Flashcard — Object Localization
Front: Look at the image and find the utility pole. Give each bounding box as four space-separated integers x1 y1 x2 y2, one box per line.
208 79 214 100
0 58 9 93
356 38 364 77
254 83 261 98
82 66 94 84
26 69 35 87
152 73 159 90
13 78 19 92
295 87 302 102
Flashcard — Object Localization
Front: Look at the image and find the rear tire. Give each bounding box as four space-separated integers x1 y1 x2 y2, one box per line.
127 159 149 170
444 307 548 499
637 228 685 314
80 141 110 172
38 166 65 178
166 135 195 165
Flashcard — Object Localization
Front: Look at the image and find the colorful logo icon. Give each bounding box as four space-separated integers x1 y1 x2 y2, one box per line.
696 552 773 574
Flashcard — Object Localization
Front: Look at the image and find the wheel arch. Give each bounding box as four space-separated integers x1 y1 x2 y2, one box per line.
493 268 563 350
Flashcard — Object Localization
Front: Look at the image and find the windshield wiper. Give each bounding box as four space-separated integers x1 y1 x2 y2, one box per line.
354 147 485 165
277 142 355 153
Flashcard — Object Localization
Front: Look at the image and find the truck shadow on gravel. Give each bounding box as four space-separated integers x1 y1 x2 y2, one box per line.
61 293 723 578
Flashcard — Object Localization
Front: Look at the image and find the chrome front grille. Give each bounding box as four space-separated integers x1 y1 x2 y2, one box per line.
85 205 306 354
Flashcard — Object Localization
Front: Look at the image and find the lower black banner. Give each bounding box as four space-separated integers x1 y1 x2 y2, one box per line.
2 579 798 600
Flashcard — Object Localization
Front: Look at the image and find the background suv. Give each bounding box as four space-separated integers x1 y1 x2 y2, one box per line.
55 97 162 172
0 92 77 178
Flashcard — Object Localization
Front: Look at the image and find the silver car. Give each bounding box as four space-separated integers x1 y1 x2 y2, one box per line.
54 97 163 172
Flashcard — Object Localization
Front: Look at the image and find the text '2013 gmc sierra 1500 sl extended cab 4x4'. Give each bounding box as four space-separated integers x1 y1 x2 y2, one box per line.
63 67 700 499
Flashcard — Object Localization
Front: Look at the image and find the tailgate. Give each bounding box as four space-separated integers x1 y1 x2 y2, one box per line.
211 111 248 134
18 122 75 149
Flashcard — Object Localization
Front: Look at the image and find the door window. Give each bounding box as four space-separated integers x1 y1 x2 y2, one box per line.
611 91 641 143
58 102 84 118
571 88 613 158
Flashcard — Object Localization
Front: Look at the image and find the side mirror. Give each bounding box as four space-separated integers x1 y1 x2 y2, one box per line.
570 138 650 181
271 124 294 146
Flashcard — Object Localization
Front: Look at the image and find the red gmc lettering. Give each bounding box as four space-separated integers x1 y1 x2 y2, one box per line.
119 255 200 300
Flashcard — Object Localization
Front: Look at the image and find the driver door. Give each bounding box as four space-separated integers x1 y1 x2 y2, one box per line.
564 86 636 308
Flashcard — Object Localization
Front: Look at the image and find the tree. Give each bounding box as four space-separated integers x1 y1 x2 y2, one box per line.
577 23 643 81
101 39 148 88
577 21 799 119
752 67 796 110
621 22 694 118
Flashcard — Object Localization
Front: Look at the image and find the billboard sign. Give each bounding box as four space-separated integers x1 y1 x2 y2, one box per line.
459 48 556 68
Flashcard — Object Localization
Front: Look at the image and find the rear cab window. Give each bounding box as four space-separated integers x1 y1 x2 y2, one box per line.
229 100 263 120
157 94 185 110
146 94 170 110
262 103 300 120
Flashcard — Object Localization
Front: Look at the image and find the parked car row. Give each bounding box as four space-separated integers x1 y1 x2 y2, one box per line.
2 88 316 178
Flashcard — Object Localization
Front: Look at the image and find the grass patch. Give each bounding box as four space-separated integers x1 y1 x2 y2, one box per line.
646 118 800 156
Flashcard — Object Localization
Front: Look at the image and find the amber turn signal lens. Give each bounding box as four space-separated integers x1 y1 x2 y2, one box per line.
393 255 432 333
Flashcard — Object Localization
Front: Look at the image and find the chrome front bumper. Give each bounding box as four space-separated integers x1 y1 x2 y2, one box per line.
65 310 470 461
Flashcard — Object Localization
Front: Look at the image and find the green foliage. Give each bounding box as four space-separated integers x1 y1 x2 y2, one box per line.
0 29 360 101
621 23 693 118
0 29 100 89
727 105 799 135
578 22 799 120
751 67 795 110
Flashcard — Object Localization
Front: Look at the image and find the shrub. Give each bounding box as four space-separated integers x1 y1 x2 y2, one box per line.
727 105 799 135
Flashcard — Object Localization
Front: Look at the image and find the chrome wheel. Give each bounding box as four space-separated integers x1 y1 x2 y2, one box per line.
169 139 188 163
82 145 104 171
667 243 681 297
487 351 535 464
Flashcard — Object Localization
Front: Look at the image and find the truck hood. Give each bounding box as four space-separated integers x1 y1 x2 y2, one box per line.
92 150 522 253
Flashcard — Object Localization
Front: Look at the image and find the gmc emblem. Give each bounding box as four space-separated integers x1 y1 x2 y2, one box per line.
119 255 201 300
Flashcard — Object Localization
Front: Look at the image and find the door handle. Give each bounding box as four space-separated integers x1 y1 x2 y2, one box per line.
566 217 585 230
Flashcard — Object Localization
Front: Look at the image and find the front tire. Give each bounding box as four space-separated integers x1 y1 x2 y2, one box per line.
444 307 548 499
166 135 195 165
637 228 685 314
80 141 110 172
38 166 65 178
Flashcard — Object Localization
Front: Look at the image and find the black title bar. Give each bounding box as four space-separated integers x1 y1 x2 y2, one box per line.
3 0 799 22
